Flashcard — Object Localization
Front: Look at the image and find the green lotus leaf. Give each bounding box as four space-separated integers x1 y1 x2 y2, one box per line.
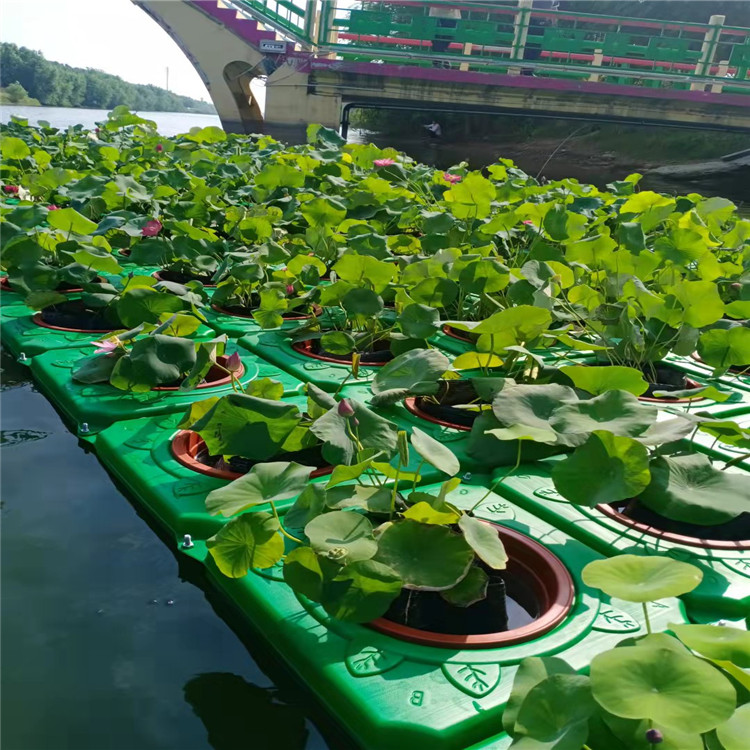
440 567 489 608
206 512 284 577
305 510 377 563
398 303 440 340
205 461 314 517
670 624 750 668
550 391 657 440
191 393 301 459
1 136 31 160
504 657 577 737
402 500 460 525
410 426 460 476
638 454 750 525
552 431 651 507
341 287 383 317
560 365 648 396
590 645 736 733
409 277 459 309
581 554 703 602
698 327 750 371
491 383 578 439
513 673 596 749
374 520 474 591
715 703 750 750
333 253 394 294
321 559 402 623
311 399 397 466
371 348 451 395
284 484 328 529
320 330 356 355
458 514 508 569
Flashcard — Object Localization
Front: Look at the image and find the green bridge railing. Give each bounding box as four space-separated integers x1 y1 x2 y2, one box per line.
228 0 750 94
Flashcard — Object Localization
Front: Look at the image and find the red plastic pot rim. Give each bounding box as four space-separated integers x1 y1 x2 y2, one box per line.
369 523 575 649
637 375 703 403
170 429 333 481
690 351 749 376
403 396 473 432
211 303 317 321
152 270 216 288
291 339 391 367
32 311 119 334
597 502 750 550
151 355 243 391
442 324 475 343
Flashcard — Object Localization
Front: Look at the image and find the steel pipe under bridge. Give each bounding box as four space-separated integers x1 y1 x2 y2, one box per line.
134 1 750 138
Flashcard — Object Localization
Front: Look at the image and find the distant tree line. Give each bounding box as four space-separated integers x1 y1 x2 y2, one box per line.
0 43 216 114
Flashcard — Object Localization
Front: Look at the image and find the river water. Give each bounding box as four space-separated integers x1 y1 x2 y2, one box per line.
1 105 747 750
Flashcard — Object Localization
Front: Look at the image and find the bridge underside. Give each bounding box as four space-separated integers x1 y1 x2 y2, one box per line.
136 1 750 140
311 64 750 135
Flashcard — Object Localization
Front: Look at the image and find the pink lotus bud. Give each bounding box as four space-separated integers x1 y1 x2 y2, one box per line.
47 204 60 210
141 219 162 237
286 284 295 296
522 220 534 226
225 351 242 373
337 399 355 418
645 729 663 745
2 185 19 194
95 127 100 134
443 173 462 184
731 282 742 291
156 144 164 152
374 158 395 167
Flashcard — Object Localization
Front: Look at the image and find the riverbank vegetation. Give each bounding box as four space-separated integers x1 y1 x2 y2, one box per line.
0 82 40 107
0 43 215 114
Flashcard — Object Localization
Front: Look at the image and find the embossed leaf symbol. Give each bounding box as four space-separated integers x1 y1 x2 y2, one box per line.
345 643 403 677
442 663 500 698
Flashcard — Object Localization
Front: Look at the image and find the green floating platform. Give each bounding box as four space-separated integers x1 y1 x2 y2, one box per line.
30 341 305 437
668 354 750 395
686 411 750 471
240 330 382 393
0 309 219 360
187 483 688 750
95 408 450 544
490 464 750 621
649 358 750 418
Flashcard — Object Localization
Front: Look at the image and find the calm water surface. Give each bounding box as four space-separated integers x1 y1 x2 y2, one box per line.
0 106 221 136
0 351 332 750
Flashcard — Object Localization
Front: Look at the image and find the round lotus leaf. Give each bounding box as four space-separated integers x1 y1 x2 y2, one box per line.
716 703 750 750
590 645 736 733
670 624 750 668
207 512 284 578
581 554 703 602
305 511 377 564
374 519 473 591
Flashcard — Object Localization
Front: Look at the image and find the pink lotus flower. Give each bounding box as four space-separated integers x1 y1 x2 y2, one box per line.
443 173 462 184
337 399 355 418
522 220 534 226
374 158 395 167
156 144 163 152
90 337 119 355
225 351 242 373
47 204 60 210
2 185 19 194
141 219 162 237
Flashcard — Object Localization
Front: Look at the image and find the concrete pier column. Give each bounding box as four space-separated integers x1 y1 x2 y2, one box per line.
509 0 533 75
691 14 725 91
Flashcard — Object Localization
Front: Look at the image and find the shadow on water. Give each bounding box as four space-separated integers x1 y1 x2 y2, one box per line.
0 347 335 750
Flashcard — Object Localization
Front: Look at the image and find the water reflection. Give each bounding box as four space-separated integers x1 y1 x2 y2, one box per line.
0 428 49 446
184 673 309 750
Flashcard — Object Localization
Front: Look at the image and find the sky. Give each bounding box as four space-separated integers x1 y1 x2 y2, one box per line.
1 0 211 100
